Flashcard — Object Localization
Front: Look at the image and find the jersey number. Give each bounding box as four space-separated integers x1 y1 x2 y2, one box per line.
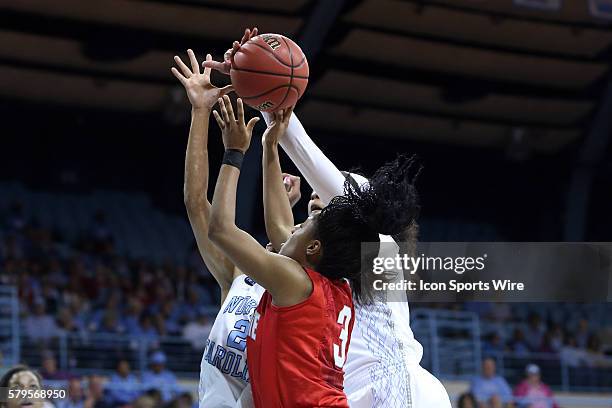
227 319 250 352
333 305 351 368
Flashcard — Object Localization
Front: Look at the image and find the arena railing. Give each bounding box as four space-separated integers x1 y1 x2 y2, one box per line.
410 308 612 393
11 308 612 394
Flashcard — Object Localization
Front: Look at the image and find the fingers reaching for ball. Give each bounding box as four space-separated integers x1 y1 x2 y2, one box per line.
202 27 258 75
274 106 294 125
240 27 258 46
218 97 230 123
173 54 192 79
262 106 294 146
213 96 260 153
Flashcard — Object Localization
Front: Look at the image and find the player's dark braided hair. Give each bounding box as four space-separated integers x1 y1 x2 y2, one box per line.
314 154 421 304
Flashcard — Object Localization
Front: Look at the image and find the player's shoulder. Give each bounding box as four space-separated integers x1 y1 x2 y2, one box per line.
305 268 353 307
229 273 264 296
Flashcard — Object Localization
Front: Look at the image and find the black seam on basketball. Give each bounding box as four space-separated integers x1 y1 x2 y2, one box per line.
240 84 300 100
249 41 303 68
231 66 308 79
293 55 307 69
277 37 294 108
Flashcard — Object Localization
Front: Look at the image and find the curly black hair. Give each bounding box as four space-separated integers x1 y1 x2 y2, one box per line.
314 155 421 304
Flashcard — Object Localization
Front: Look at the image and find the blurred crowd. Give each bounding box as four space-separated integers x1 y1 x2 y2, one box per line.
0 201 215 348
469 303 612 370
2 351 193 408
424 300 612 371
1 197 611 408
458 359 558 408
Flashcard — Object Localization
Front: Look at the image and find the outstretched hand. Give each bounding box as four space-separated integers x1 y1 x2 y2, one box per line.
202 27 258 75
212 96 260 153
283 173 302 207
171 50 233 110
262 106 294 146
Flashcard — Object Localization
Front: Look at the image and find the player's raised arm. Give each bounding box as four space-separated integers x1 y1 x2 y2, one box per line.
172 50 237 302
208 96 311 306
261 111 349 205
262 107 296 252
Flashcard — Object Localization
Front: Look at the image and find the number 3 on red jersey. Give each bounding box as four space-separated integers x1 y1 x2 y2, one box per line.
333 305 352 368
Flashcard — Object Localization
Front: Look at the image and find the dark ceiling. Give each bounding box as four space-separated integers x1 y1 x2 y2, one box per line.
0 0 610 152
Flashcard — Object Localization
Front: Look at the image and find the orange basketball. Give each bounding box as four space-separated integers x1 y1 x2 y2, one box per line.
230 34 309 112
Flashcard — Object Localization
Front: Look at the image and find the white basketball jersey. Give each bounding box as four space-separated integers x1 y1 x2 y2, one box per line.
344 235 424 407
199 274 264 408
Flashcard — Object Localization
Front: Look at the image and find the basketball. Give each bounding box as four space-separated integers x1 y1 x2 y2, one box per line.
230 34 309 112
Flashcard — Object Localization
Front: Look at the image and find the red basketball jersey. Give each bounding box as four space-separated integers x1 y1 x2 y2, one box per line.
247 267 355 408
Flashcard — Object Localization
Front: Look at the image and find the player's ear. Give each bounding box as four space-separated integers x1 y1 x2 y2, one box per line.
306 239 321 256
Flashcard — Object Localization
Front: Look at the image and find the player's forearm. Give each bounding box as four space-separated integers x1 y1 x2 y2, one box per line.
184 107 211 211
208 162 292 294
262 111 346 205
262 141 293 251
209 164 240 239
184 108 237 293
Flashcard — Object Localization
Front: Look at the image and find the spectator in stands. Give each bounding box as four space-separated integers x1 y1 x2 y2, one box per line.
23 298 59 343
123 297 144 335
136 314 159 342
106 359 141 406
470 357 514 408
560 335 587 367
508 328 530 357
159 300 181 335
40 279 60 314
96 309 126 335
575 318 591 349
58 378 86 408
153 314 167 337
84 375 112 408
547 324 564 354
524 313 545 351
56 307 82 335
39 351 72 381
538 331 557 354
182 309 212 350
131 395 156 408
513 364 558 408
457 392 477 408
142 389 162 408
141 351 180 403
47 258 68 287
179 286 211 322
482 333 505 358
584 334 612 368
166 392 194 408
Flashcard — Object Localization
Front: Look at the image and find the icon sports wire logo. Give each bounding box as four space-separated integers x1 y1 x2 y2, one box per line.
372 253 487 275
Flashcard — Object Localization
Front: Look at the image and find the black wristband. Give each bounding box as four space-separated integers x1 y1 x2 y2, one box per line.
222 149 245 169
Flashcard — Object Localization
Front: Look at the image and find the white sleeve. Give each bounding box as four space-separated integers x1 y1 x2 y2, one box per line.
261 112 398 256
262 111 346 205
